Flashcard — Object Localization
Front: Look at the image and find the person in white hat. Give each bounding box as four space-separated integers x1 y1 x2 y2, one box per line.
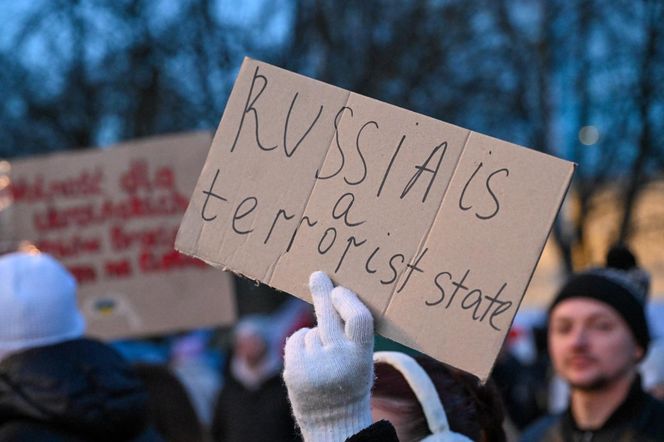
0 251 85 361
283 271 506 441
0 251 163 441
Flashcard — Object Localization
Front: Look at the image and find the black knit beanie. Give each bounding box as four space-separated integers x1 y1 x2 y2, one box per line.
549 245 651 353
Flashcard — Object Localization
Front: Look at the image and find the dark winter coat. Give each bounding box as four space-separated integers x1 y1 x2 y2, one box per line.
346 420 399 442
211 371 301 442
0 338 163 442
520 377 664 442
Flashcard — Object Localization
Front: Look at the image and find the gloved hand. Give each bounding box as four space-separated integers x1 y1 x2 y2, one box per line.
283 271 374 442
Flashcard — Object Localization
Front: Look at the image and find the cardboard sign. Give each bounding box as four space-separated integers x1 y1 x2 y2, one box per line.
176 58 575 381
0 132 236 339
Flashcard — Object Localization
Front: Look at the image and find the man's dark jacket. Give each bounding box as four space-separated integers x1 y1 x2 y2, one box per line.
520 376 664 442
0 338 163 442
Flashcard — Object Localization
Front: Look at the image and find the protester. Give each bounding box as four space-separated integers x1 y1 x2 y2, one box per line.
169 330 222 429
0 251 162 441
283 271 506 441
133 363 206 442
520 245 664 441
211 314 301 442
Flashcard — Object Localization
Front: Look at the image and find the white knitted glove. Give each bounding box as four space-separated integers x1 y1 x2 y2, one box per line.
283 271 374 442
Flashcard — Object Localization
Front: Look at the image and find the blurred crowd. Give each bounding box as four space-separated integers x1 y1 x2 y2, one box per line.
1 243 663 441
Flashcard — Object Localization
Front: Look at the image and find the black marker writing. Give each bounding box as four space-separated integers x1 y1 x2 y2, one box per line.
286 216 318 252
317 227 337 254
400 142 448 203
231 66 276 153
345 121 376 186
335 236 367 273
459 163 509 220
284 92 323 158
477 168 509 220
426 269 512 331
365 246 380 274
232 196 258 234
264 209 295 245
396 247 428 293
201 169 227 221
332 192 366 227
381 253 405 285
316 106 353 180
377 135 406 198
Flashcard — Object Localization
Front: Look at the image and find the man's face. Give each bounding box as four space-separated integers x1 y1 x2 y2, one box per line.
549 297 643 391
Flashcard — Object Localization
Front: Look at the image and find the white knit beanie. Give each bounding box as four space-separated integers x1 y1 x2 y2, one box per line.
0 252 86 361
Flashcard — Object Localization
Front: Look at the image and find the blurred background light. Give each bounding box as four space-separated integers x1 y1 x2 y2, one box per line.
578 125 600 145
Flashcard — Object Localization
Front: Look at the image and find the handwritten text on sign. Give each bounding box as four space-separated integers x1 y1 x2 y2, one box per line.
11 159 197 280
1 133 236 339
176 58 574 381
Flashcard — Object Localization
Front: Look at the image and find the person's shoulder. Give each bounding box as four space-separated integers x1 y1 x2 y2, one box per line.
519 413 562 442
